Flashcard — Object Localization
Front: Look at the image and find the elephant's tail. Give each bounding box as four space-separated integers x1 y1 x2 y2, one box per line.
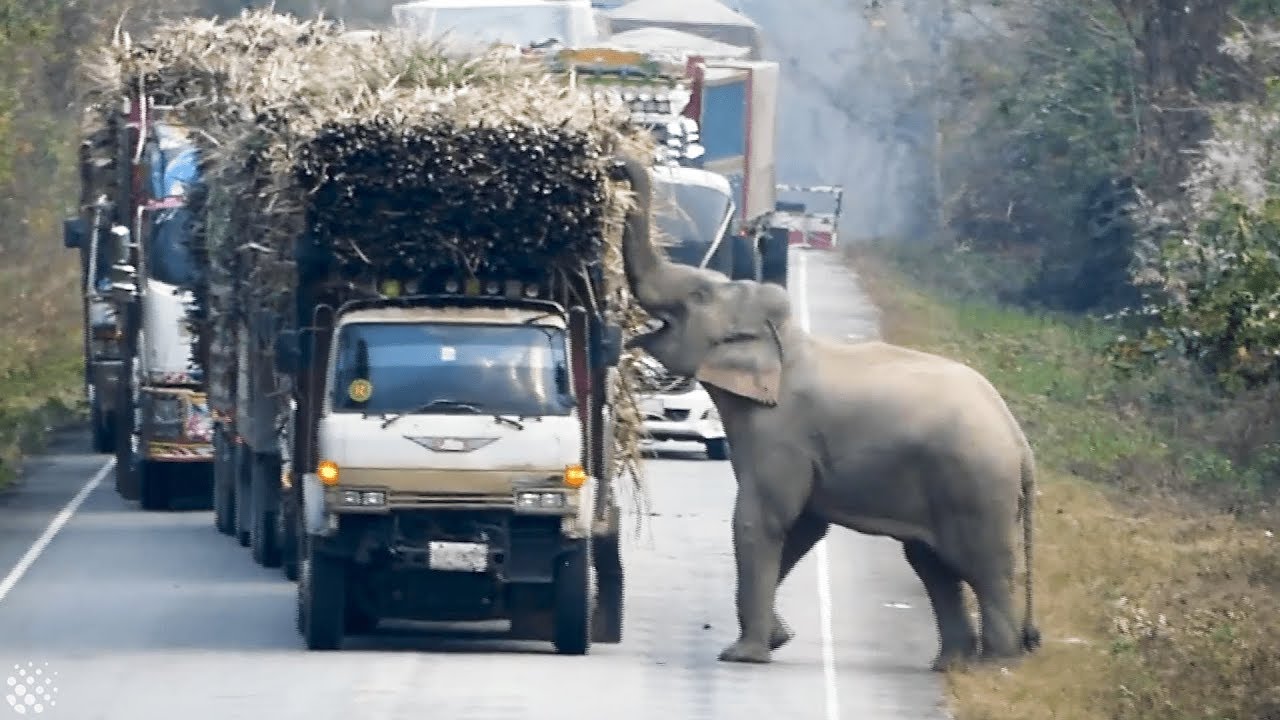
1018 437 1043 653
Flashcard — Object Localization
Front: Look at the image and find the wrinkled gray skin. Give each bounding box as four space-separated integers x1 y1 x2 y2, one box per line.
612 157 1042 669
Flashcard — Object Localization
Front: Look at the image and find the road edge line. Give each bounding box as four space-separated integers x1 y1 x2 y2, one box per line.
792 248 841 720
0 457 115 603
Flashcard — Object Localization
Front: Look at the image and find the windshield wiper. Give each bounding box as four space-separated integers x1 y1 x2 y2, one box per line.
380 399 484 429
494 415 525 430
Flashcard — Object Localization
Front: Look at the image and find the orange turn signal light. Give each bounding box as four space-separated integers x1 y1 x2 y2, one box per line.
317 460 339 485
563 465 587 488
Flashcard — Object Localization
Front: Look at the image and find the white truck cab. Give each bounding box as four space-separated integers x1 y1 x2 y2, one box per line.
310 303 595 537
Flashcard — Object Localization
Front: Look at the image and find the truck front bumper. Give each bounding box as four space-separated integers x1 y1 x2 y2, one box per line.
140 389 214 462
301 471 600 540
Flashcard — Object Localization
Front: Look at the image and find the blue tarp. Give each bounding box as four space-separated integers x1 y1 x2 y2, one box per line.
148 124 200 199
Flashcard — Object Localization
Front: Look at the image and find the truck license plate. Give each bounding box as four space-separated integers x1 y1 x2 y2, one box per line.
428 541 488 572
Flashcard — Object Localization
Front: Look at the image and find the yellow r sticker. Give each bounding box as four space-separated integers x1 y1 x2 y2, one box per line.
348 379 373 403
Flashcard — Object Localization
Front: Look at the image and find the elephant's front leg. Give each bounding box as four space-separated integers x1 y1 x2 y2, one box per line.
719 492 788 664
770 513 830 650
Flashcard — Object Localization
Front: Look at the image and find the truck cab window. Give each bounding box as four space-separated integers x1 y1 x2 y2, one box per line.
331 322 575 417
652 179 734 268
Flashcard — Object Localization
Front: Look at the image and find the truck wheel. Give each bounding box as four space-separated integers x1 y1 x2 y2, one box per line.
91 401 115 455
213 433 236 536
591 532 624 644
250 453 282 568
704 438 729 460
233 445 251 547
139 461 170 511
280 501 300 582
553 540 592 655
297 542 346 651
113 365 140 501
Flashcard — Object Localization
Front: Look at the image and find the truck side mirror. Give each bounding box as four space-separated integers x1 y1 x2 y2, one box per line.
596 323 623 368
63 217 85 249
274 330 301 374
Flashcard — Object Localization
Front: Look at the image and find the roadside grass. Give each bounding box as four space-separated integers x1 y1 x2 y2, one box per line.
0 244 85 491
845 242 1280 720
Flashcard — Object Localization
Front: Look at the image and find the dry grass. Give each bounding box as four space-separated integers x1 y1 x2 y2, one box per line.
848 244 1280 720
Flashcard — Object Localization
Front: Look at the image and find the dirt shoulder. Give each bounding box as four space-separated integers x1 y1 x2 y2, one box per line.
846 245 1280 720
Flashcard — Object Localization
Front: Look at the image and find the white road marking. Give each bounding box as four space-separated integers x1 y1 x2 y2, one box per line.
0 458 114 603
791 248 841 720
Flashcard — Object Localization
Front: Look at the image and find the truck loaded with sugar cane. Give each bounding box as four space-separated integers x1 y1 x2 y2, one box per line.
81 10 658 653
67 83 216 510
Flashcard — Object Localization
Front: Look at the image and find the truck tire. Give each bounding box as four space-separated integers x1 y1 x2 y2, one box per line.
280 498 300 582
553 539 592 655
139 461 170 511
250 453 282 568
90 390 114 454
591 532 623 644
297 541 346 651
704 437 730 461
233 444 252 547
760 228 790 288
213 432 236 536
114 359 140 501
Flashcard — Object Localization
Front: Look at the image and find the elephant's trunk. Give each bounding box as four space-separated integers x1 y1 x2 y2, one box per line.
611 156 673 311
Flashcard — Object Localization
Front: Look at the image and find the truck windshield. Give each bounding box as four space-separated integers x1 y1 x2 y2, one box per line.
146 205 197 288
653 179 733 268
330 322 575 416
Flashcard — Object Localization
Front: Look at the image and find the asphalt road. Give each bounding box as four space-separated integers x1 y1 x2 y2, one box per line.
0 247 947 720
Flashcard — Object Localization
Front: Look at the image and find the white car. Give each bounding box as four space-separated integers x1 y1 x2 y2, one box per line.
634 356 728 460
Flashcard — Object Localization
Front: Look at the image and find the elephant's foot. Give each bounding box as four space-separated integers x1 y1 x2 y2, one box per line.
930 636 979 672
718 640 772 664
769 616 794 650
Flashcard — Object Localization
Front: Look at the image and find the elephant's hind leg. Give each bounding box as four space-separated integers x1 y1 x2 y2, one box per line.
967 547 1023 662
769 512 830 650
903 540 978 671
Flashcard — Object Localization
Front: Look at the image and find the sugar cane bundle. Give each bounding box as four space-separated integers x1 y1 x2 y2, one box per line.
79 9 666 515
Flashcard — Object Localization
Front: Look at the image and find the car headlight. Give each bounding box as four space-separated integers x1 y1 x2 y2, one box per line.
339 490 385 507
516 491 567 510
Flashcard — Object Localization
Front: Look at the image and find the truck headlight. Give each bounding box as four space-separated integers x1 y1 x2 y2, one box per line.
516 491 566 510
339 490 385 506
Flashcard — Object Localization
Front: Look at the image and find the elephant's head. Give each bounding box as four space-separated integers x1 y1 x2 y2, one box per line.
611 157 791 406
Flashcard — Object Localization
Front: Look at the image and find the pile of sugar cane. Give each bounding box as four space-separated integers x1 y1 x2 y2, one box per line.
78 10 661 521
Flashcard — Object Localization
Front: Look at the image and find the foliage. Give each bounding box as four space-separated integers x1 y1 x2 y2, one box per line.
1121 63 1280 391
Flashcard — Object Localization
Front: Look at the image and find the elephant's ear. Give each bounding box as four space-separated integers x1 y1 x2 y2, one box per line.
695 283 788 406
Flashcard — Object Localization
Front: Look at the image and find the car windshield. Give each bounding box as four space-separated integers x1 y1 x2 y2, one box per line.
330 322 575 416
396 5 594 48
146 205 197 288
652 178 734 268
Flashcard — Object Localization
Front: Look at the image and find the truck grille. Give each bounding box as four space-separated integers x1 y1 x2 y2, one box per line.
386 491 513 509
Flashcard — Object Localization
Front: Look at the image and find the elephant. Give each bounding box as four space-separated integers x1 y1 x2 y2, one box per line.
608 157 1042 670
